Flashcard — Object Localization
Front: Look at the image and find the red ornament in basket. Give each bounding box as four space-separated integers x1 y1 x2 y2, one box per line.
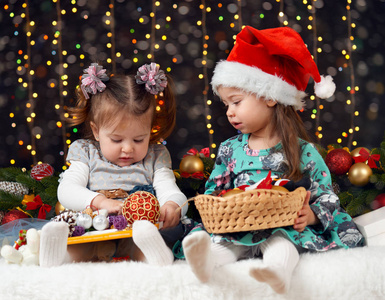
30 163 54 181
122 191 160 225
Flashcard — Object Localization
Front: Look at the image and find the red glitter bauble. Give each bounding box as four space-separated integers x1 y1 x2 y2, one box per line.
30 163 54 181
122 191 160 225
325 149 354 176
1 209 29 225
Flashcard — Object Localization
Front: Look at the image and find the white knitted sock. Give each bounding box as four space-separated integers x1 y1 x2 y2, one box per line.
132 220 174 266
211 242 238 266
182 231 213 283
39 221 69 267
249 234 299 294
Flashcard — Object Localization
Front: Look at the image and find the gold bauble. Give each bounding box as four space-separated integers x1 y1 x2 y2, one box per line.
179 155 204 174
272 185 289 192
350 147 370 158
348 162 373 186
222 188 244 197
55 201 66 215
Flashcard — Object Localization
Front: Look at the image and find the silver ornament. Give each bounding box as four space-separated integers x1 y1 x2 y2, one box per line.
76 213 93 229
93 215 110 231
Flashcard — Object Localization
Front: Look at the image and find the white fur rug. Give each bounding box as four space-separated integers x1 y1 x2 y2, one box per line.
0 246 384 300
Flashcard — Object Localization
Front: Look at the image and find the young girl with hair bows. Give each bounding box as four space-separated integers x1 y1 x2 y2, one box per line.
39 62 188 267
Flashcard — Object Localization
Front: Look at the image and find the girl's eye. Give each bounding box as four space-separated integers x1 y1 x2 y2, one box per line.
111 139 122 143
134 139 144 143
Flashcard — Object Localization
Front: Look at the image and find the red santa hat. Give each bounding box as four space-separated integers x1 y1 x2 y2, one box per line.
211 26 336 110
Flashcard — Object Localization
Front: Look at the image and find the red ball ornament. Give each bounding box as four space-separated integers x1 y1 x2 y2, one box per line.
371 194 385 210
122 191 160 225
1 209 29 225
325 149 354 175
30 163 54 181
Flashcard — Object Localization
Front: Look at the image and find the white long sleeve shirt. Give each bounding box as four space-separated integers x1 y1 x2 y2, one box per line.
58 139 188 216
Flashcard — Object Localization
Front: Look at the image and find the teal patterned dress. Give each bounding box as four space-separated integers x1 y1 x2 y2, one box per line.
174 134 363 258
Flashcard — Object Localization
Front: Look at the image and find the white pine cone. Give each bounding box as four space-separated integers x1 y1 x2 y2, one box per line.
0 181 29 196
52 210 77 236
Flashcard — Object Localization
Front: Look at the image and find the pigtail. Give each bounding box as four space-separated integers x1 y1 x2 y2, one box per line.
150 74 176 143
67 85 91 127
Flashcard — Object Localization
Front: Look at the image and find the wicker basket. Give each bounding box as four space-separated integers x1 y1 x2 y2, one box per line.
194 187 307 234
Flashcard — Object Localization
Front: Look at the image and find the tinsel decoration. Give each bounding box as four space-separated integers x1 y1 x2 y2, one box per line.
51 210 77 236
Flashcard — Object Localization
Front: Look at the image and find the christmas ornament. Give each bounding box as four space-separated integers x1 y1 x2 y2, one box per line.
332 182 341 194
122 191 160 225
350 147 370 158
25 195 52 219
76 213 93 230
1 209 29 225
371 194 385 210
55 201 66 215
52 210 78 236
30 163 54 181
72 226 86 237
222 188 244 197
325 149 354 175
14 229 27 250
348 162 373 186
271 185 289 192
92 215 110 231
352 147 380 169
179 155 204 174
0 181 28 196
0 211 4 224
110 215 128 230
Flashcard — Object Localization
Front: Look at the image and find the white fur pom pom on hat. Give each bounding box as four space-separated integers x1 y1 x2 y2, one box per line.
314 75 336 99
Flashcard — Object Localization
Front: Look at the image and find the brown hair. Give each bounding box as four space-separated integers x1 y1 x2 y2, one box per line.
67 69 176 144
270 104 312 181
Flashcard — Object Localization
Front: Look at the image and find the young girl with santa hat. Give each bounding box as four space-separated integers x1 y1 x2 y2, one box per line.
177 26 364 294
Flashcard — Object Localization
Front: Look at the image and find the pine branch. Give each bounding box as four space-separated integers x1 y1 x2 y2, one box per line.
0 190 23 210
0 167 26 181
15 173 45 195
345 195 367 217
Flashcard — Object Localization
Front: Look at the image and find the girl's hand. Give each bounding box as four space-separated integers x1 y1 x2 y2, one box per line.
159 201 181 229
91 194 123 214
293 191 319 232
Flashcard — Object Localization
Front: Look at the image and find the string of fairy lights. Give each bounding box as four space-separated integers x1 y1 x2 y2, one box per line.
24 0 37 166
344 0 359 148
3 0 363 168
200 0 215 158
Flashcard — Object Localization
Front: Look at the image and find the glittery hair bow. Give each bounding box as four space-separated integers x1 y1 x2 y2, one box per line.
135 62 167 95
81 63 109 99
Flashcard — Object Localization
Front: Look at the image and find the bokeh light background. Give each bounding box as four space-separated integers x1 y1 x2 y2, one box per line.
1 0 384 171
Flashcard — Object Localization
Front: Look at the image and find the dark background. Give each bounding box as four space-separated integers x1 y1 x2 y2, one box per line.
1 0 384 171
